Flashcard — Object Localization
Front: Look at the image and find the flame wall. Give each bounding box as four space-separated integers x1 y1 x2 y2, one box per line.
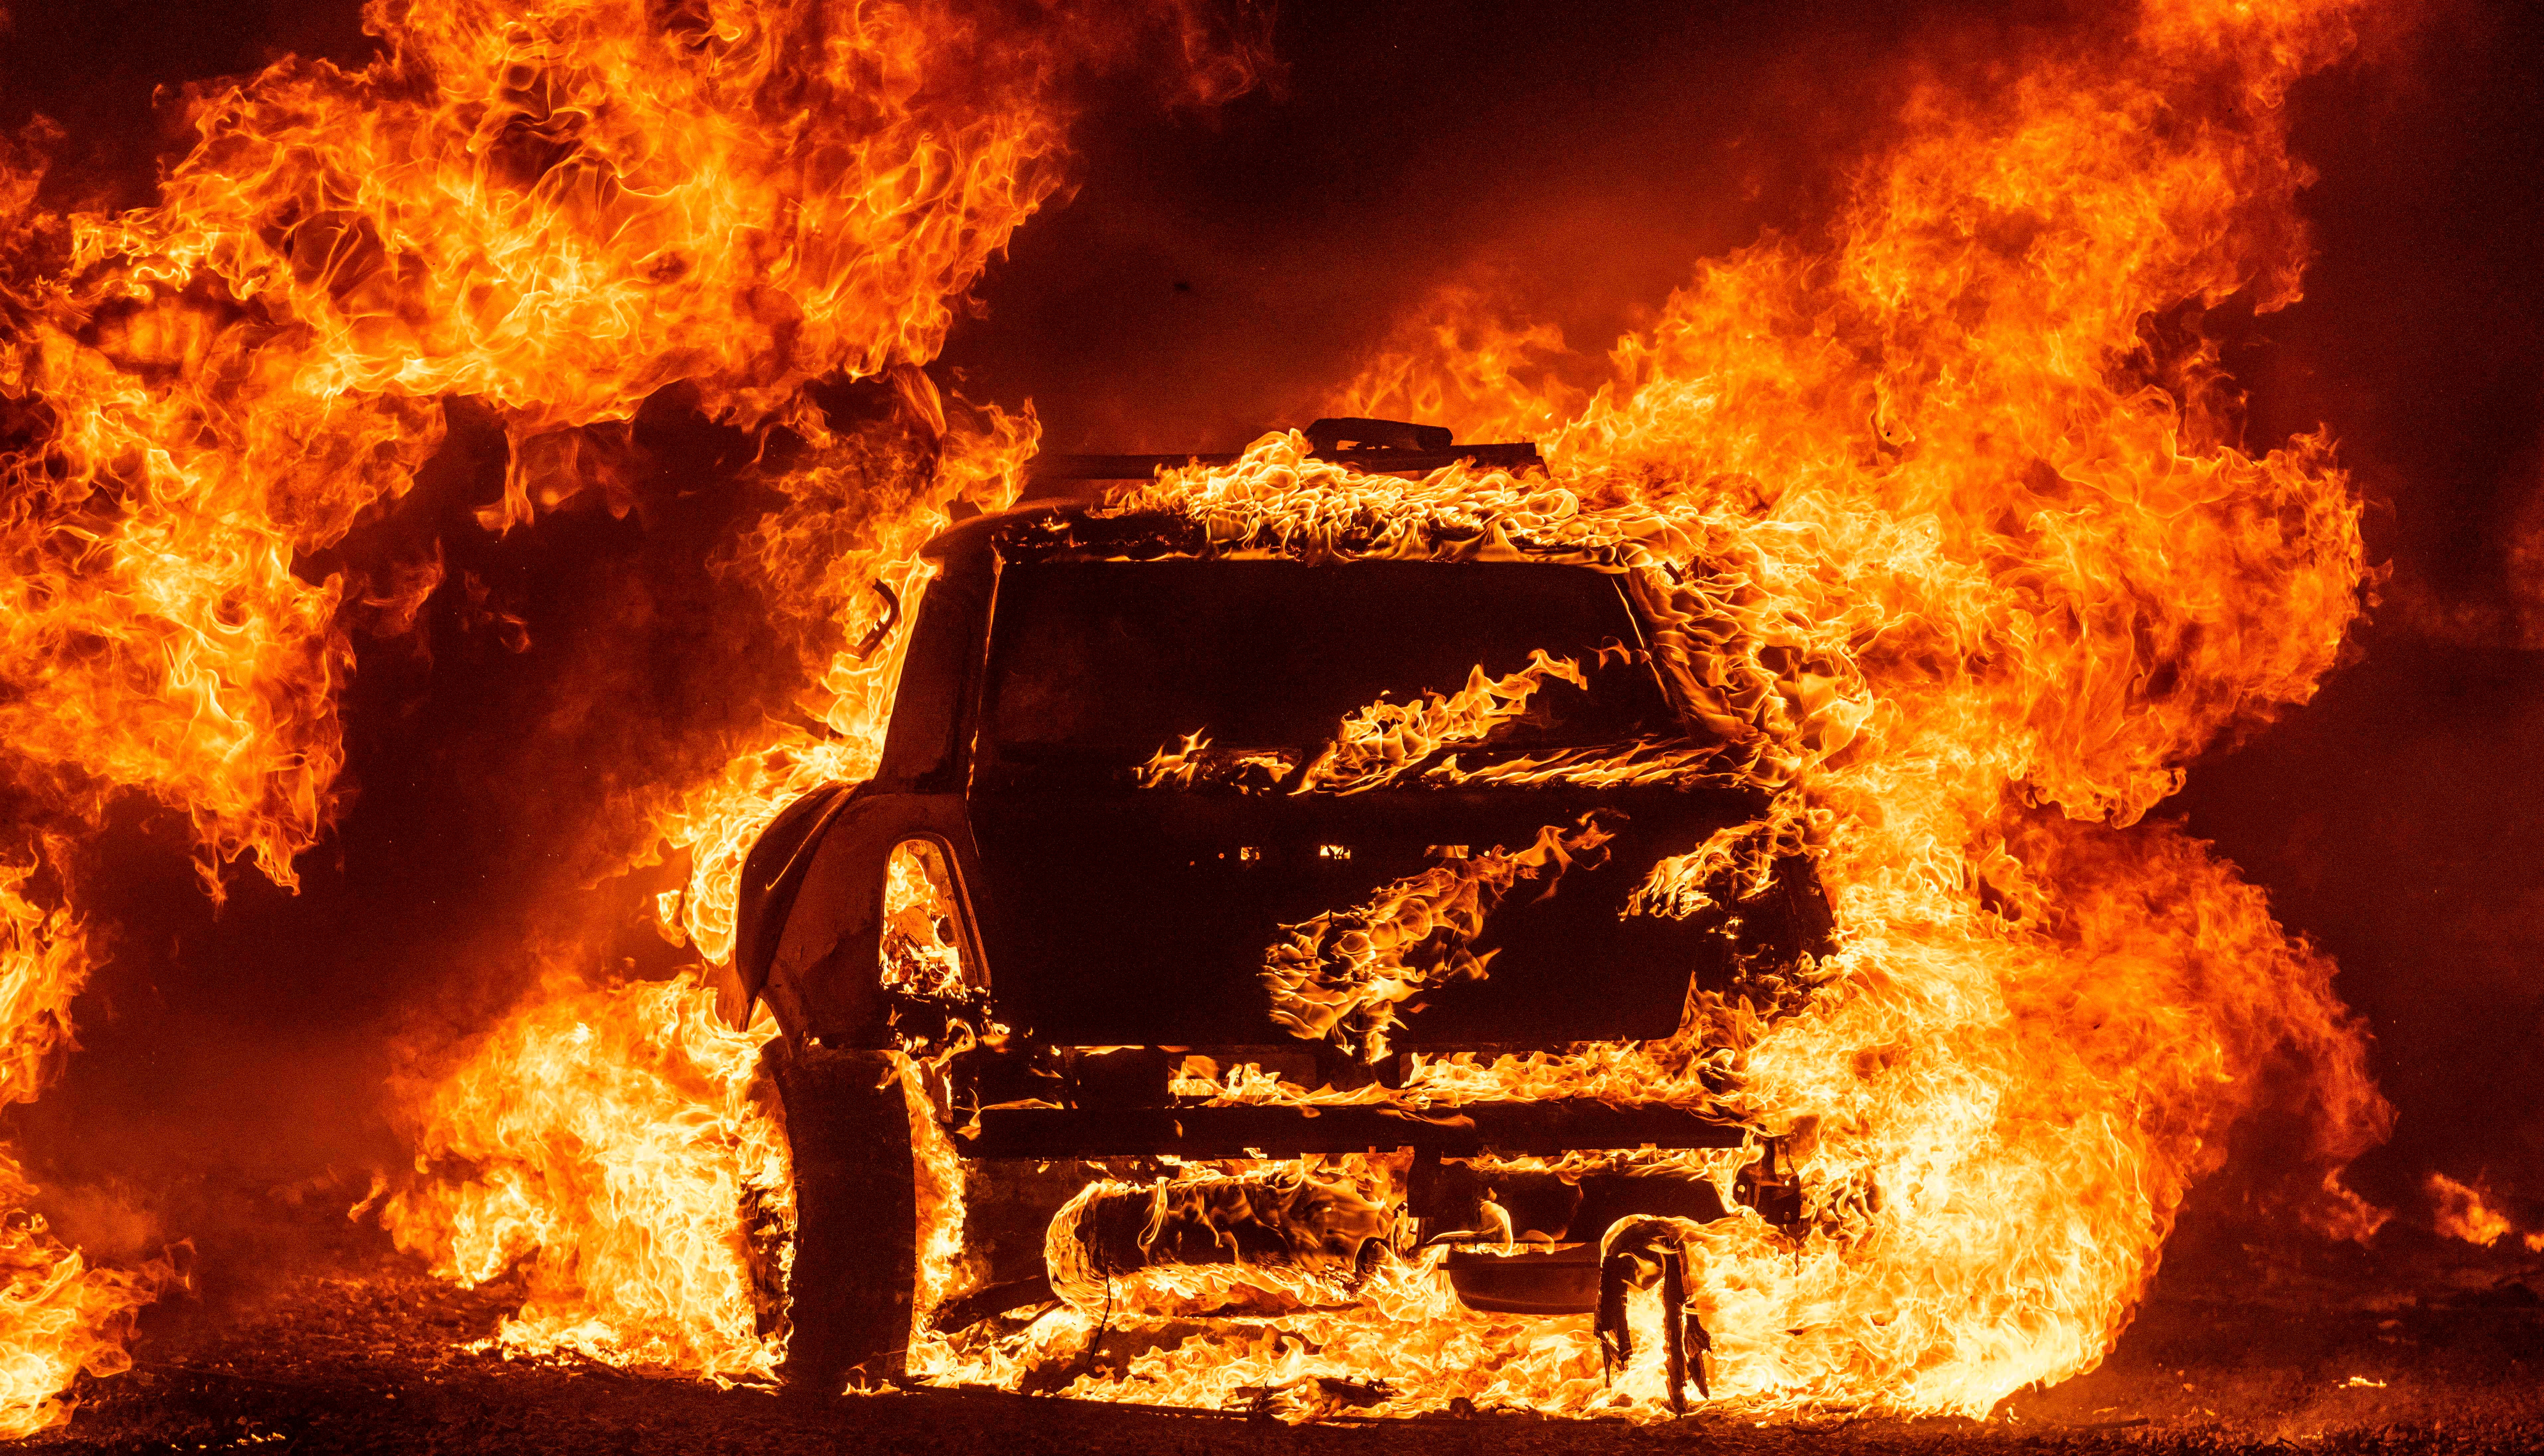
5 0 2541 1434
0 0 1263 1427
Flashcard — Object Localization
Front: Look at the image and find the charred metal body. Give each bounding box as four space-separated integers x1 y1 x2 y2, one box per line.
734 440 1830 1065
1045 1171 1388 1305
737 424 1832 1382
967 1100 1751 1161
1595 1216 1715 1411
1014 417 1541 496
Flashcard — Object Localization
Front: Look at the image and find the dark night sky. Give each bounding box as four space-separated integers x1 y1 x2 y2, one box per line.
1 0 2540 1262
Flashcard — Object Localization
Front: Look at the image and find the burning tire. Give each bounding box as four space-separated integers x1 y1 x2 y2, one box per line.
765 1038 916 1397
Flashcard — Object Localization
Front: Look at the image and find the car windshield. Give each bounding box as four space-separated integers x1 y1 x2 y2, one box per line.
980 559 1679 767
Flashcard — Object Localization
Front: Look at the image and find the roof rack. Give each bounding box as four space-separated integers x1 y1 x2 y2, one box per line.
1016 417 1543 503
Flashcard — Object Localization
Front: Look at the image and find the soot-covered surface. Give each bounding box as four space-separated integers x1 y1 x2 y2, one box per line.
24 1193 2541 1456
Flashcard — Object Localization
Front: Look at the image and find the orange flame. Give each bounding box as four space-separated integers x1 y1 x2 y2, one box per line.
912 0 2394 1417
2427 1173 2543 1253
1138 647 1726 795
1 0 1261 1419
391 0 2393 1420
0 0 2414 1431
881 840 972 1003
0 860 165 1438
1293 650 1590 794
381 967 788 1378
1264 814 1617 1062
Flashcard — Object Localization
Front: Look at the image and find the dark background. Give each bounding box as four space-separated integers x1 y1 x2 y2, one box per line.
0 0 2538 1275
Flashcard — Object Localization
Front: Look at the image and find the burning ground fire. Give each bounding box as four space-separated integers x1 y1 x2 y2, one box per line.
2427 1174 2544 1255
0 0 2444 1437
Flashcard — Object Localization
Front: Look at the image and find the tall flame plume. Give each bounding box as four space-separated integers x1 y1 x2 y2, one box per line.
1124 0 2395 1413
0 0 1262 1426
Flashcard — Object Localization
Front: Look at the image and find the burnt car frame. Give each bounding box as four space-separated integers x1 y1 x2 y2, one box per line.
732 420 1829 1399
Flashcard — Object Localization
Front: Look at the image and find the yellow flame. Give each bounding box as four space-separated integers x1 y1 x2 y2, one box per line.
1264 814 1618 1062
903 0 2396 1413
162 0 2407 1425
0 860 168 1437
2 0 1262 1410
392 0 2392 1418
2426 1173 2540 1252
382 968 789 1379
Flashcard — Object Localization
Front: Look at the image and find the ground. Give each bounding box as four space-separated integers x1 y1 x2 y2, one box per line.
25 1201 2544 1455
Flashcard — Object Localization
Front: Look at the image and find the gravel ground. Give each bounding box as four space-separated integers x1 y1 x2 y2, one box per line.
25 1207 2543 1455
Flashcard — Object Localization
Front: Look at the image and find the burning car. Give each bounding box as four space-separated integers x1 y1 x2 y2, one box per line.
731 420 1832 1402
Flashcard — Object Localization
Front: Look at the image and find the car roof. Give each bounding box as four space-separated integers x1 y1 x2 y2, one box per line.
921 439 1549 562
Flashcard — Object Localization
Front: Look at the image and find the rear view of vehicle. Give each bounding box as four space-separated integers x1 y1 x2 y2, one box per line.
734 422 1830 1408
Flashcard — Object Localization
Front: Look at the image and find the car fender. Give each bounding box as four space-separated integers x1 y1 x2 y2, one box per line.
732 782 858 1019
745 788 984 1046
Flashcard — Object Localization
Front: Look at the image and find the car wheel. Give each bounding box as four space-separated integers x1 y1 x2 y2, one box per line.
766 1037 916 1397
